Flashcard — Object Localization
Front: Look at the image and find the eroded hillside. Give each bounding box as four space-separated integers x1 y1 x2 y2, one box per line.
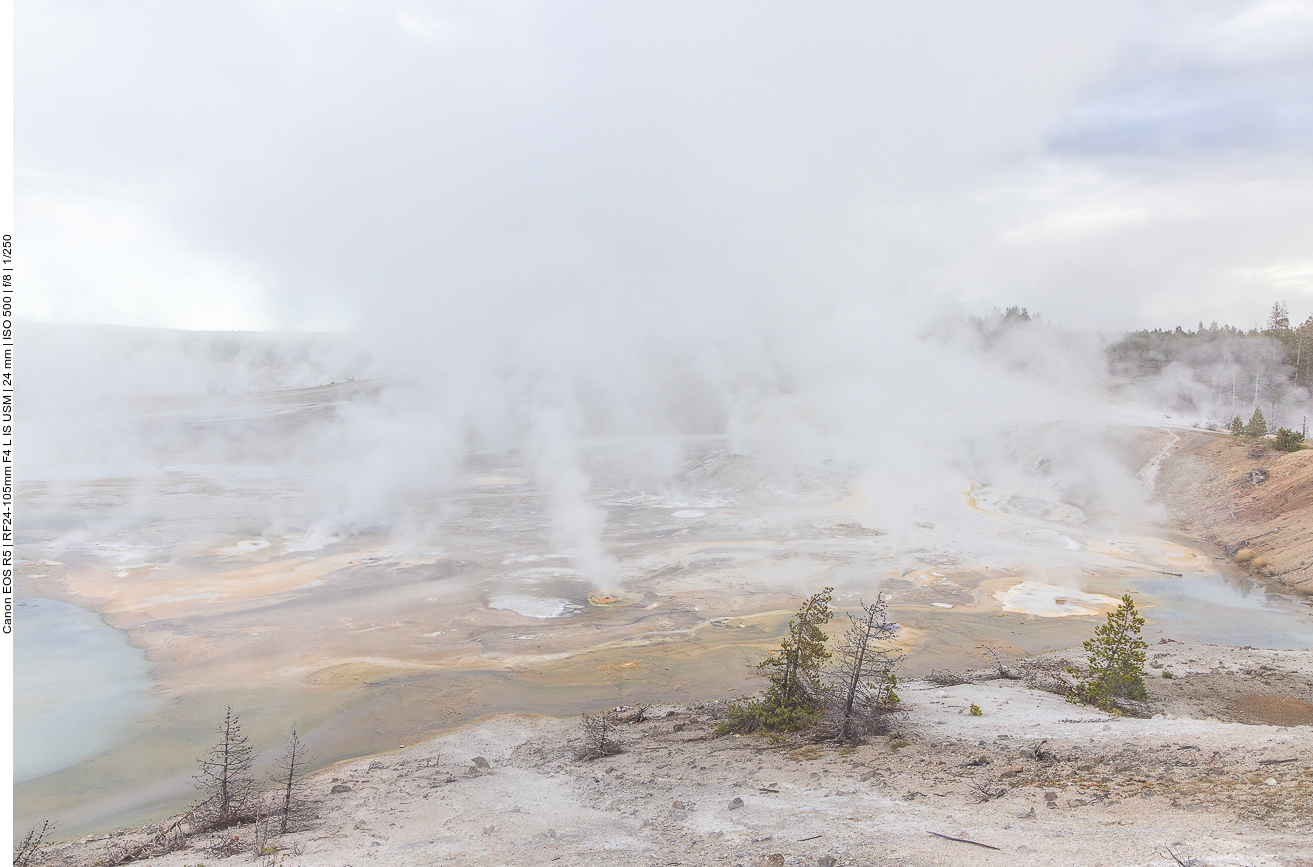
1156 431 1313 593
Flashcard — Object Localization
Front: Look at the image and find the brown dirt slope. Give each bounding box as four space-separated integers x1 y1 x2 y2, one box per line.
1156 430 1313 593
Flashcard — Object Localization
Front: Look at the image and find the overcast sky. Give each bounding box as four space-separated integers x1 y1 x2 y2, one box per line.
17 0 1313 334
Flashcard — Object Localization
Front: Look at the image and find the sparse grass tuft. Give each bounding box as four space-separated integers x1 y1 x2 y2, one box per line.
786 745 823 762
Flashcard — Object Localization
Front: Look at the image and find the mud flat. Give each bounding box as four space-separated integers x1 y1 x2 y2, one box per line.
41 642 1313 867
16 432 1313 836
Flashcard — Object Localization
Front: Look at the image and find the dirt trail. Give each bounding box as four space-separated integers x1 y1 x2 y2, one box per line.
1155 431 1313 594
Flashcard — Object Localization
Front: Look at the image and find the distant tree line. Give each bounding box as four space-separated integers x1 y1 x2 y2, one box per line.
1108 301 1312 434
1108 302 1313 382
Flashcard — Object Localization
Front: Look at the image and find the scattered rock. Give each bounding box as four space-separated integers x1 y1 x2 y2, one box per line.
330 784 352 794
818 856 838 867
471 756 490 769
728 797 744 811
755 855 785 867
1067 799 1087 807
674 722 686 732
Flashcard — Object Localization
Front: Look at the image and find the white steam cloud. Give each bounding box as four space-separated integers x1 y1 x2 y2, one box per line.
18 2 1313 584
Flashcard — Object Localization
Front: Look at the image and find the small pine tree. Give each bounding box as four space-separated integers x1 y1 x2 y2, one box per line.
1273 427 1306 451
719 588 834 734
1230 415 1245 435
1073 595 1148 713
195 707 258 829
1246 406 1268 437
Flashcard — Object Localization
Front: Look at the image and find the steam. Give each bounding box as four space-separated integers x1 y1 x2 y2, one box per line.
525 386 618 590
1110 327 1311 430
18 2 1313 587
24 308 1166 589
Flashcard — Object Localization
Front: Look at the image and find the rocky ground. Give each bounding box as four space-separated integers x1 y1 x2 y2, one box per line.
37 644 1313 867
1154 431 1313 593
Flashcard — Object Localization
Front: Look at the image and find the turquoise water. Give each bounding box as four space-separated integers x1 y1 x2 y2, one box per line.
13 598 159 783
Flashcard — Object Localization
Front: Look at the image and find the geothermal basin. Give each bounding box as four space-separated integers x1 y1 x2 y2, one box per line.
15 431 1313 836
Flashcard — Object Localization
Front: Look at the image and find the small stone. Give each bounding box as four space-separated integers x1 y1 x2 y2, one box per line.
672 800 686 809
471 756 490 769
330 784 352 794
755 855 785 867
1265 778 1278 786
674 722 686 732
1043 791 1058 801
728 797 744 811
1067 799 1087 807
818 857 838 867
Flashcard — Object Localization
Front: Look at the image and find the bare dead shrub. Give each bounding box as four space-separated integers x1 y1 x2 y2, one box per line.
576 711 623 760
268 728 313 834
969 781 1008 803
1164 845 1199 866
14 819 55 867
1018 658 1079 699
822 595 902 743
980 646 1023 680
194 707 259 831
205 834 247 858
96 813 195 865
926 669 974 686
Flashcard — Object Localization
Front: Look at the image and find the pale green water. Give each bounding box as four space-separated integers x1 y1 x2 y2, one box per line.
13 598 159 783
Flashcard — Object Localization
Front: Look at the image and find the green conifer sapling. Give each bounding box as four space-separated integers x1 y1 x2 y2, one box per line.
1073 594 1148 712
